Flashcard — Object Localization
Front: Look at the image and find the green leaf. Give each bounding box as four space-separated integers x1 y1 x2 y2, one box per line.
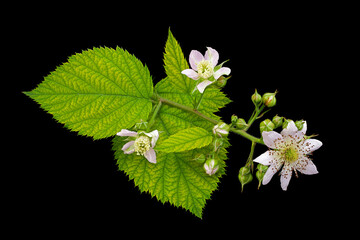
112 136 227 219
156 127 213 153
25 47 153 139
163 29 196 95
113 30 231 218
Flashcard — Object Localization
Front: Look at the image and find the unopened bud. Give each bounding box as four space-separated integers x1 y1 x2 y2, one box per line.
256 164 269 189
251 89 262 106
231 114 238 124
282 118 293 129
204 158 219 176
235 118 247 130
295 120 305 131
215 76 230 88
272 115 283 129
260 119 275 133
262 91 277 107
213 122 230 137
238 166 253 192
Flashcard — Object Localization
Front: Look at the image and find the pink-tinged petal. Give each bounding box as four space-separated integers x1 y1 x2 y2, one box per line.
213 67 231 80
189 50 204 70
144 148 156 164
144 130 159 148
122 141 135 154
117 129 138 137
280 162 293 191
205 47 219 67
181 69 200 80
281 121 298 136
253 151 274 166
262 131 283 149
263 159 283 185
196 80 213 93
302 139 323 154
295 157 318 175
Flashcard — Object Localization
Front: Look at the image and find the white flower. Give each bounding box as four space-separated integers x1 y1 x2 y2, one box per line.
116 129 159 164
181 47 231 93
253 121 322 191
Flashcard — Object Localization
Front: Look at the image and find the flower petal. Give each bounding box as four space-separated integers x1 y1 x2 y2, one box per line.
280 162 293 191
122 141 135 154
281 121 298 136
181 69 200 80
295 157 318 175
196 80 213 93
213 67 231 80
144 148 156 164
302 139 323 154
205 47 219 67
189 50 204 70
144 130 159 148
262 131 283 149
263 159 283 185
300 121 307 135
253 151 273 166
116 129 138 137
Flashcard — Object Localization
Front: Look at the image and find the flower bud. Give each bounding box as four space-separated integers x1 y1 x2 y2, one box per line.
215 76 230 88
231 114 238 124
282 118 293 129
295 120 305 131
272 115 283 129
251 89 262 106
256 164 269 189
235 118 247 130
238 166 253 192
260 119 275 133
213 122 230 137
262 91 277 107
204 158 219 176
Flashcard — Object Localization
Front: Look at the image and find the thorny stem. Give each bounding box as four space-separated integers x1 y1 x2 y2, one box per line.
152 93 264 145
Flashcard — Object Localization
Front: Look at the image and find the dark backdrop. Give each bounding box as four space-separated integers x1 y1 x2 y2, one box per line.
10 6 350 237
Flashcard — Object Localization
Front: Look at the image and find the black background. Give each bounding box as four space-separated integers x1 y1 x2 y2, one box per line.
9 4 352 237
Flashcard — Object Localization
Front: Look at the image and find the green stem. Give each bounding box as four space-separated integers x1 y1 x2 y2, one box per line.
246 141 257 171
154 94 218 125
230 128 264 144
147 101 162 130
152 93 264 145
244 104 265 131
195 88 206 110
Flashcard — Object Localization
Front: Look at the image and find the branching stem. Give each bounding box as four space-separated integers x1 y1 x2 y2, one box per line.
152 93 264 145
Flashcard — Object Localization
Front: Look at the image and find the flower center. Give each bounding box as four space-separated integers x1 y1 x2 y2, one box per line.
197 60 214 79
284 147 299 163
134 136 151 155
